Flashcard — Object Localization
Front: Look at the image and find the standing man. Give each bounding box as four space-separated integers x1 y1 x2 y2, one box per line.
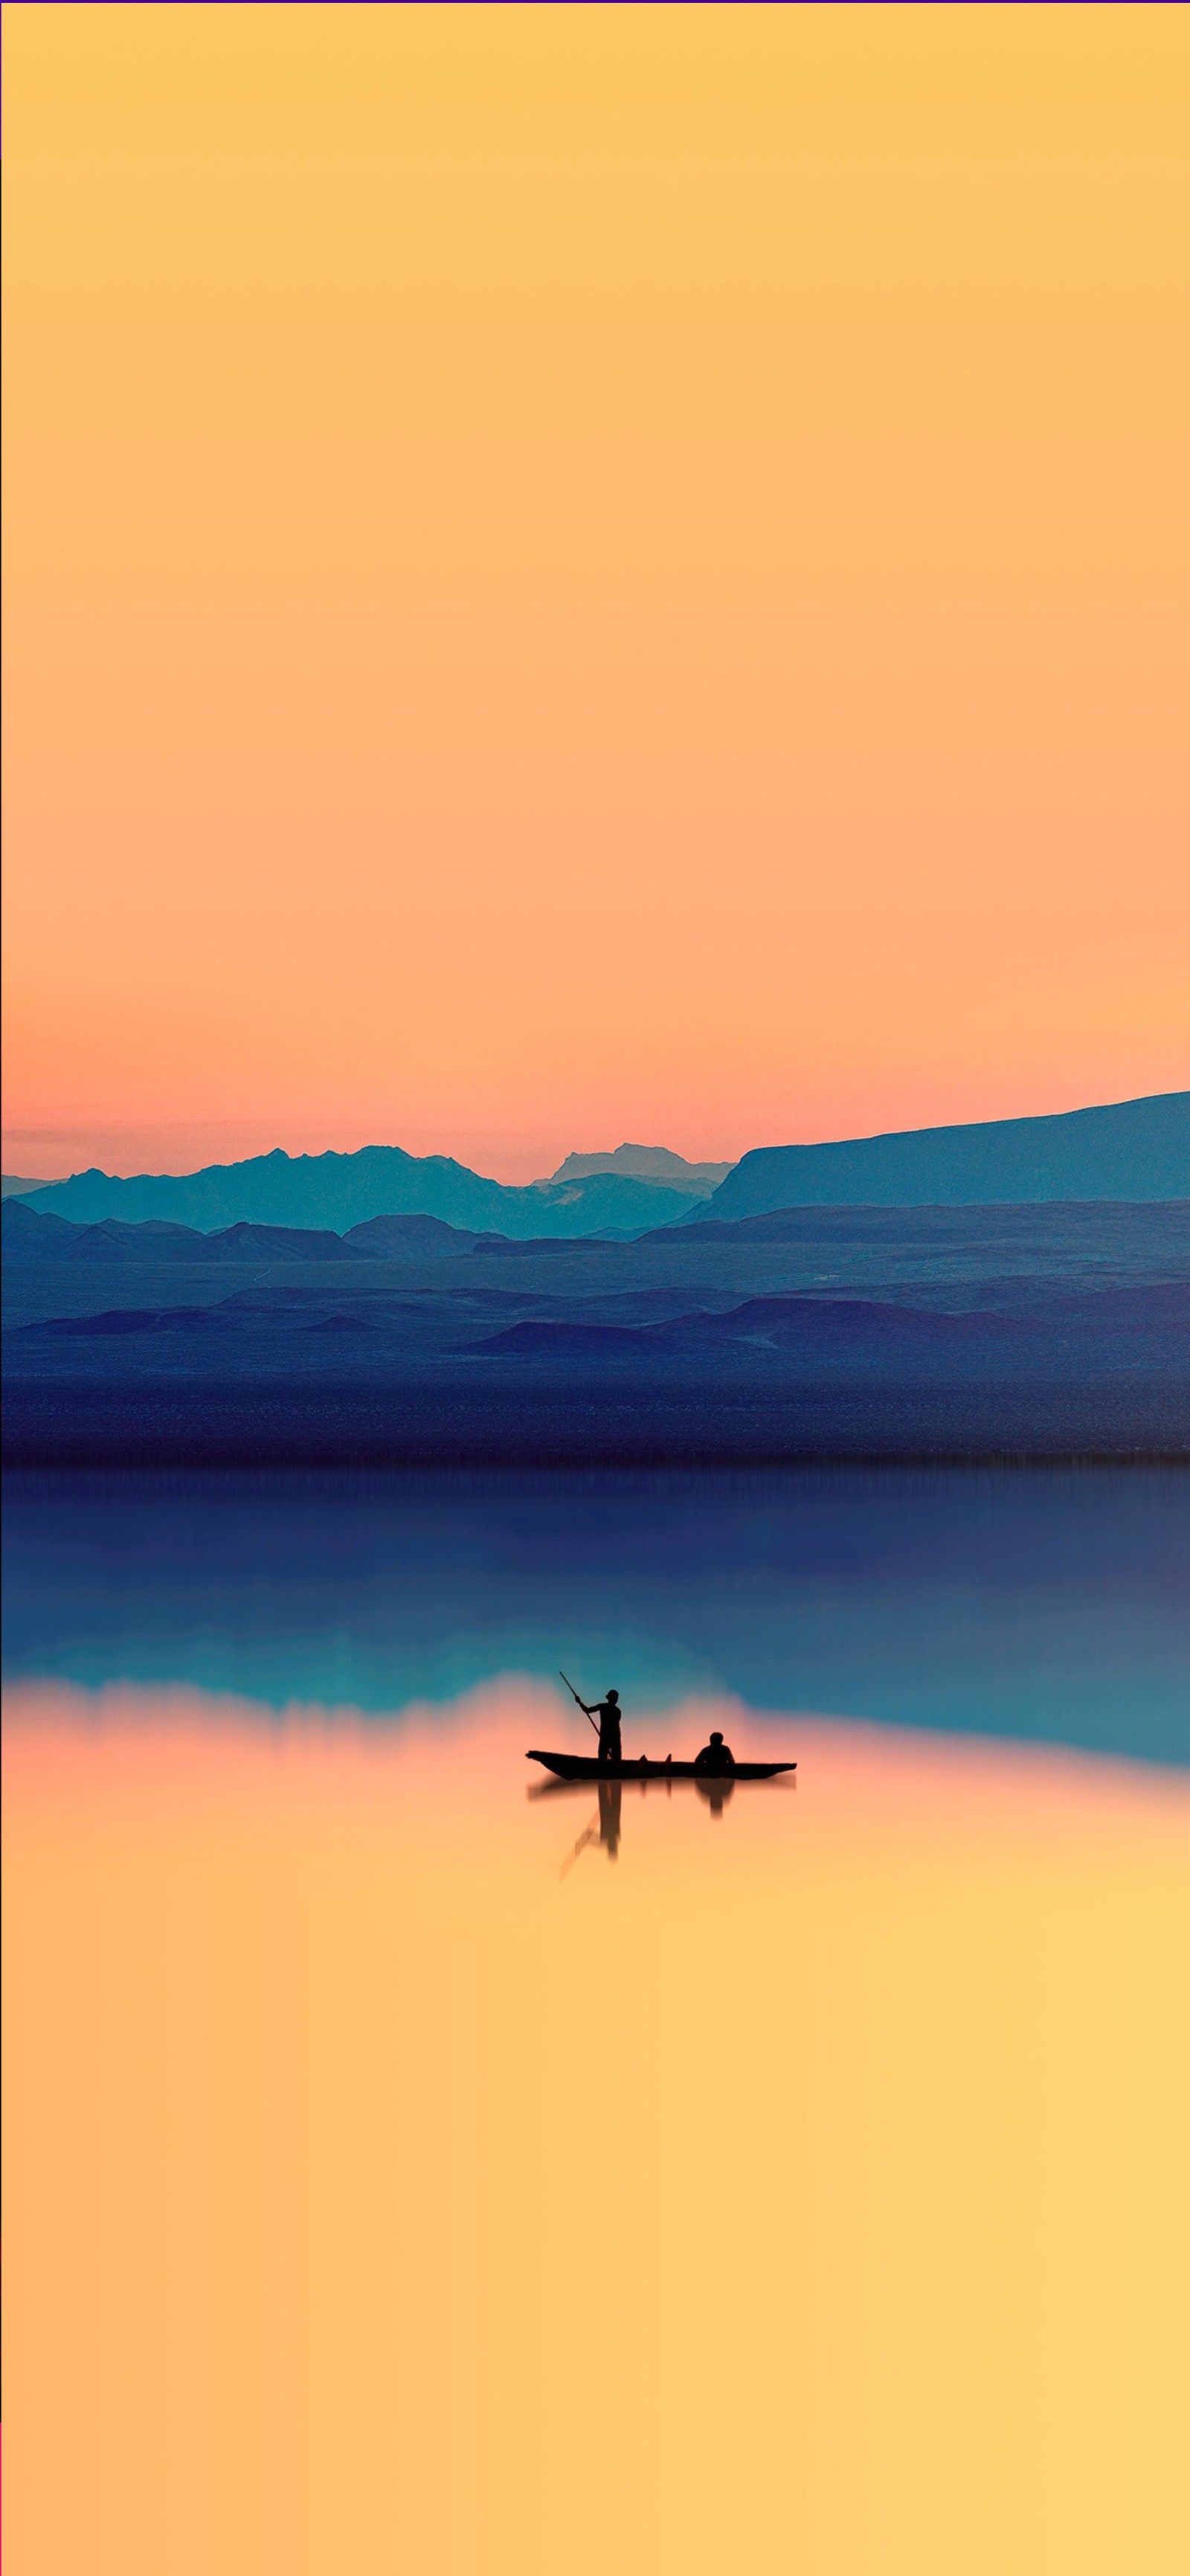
576 1686 623 1769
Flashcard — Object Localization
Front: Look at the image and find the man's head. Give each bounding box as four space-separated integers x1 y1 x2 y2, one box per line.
606 1689 620 1706
710 1731 723 1747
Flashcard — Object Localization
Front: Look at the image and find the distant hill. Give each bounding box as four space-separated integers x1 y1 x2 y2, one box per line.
472 1297 1034 1363
549 1143 734 1196
1 1175 48 1198
1 1197 483 1264
22 1144 704 1239
705 1093 1190 1220
336 1212 487 1258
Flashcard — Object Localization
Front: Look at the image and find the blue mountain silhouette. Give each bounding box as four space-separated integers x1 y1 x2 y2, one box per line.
22 1094 1187 1239
705 1092 1189 1219
22 1146 704 1238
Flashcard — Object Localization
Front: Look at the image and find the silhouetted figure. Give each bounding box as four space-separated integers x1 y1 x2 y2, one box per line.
576 1686 623 1767
693 1729 735 1776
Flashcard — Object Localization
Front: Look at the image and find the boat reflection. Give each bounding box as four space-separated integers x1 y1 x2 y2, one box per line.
533 1766 759 1872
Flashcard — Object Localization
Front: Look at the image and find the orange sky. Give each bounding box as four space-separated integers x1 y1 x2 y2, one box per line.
4 4 1188 1181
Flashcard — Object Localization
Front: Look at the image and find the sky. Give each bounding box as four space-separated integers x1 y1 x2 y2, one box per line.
3 2 1188 1183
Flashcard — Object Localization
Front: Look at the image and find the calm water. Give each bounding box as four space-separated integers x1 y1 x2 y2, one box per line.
4 1467 1189 2576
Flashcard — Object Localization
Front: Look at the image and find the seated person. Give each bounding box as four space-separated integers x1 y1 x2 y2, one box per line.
693 1729 735 1776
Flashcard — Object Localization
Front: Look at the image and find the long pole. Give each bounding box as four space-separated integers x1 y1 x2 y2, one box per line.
559 1671 599 1739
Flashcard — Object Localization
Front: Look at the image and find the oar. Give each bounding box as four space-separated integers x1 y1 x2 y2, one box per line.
559 1670 599 1738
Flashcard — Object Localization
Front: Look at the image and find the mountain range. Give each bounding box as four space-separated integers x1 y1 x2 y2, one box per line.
16 1092 1189 1238
713 1091 1189 1217
17 1145 710 1237
7 1091 1188 1466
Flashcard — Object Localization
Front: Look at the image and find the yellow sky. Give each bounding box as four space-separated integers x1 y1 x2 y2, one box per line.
4 4 1188 1179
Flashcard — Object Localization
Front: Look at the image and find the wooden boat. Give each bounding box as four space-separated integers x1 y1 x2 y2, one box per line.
527 1749 795 1782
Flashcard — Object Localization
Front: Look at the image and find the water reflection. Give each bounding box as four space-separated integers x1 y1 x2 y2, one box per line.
534 1764 786 1872
697 1774 735 1817
555 1775 623 1872
6 1672 1187 2576
4 1465 1187 1764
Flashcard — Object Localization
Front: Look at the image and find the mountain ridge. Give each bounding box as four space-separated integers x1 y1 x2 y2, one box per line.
704 1092 1190 1219
18 1093 1189 1240
547 1143 733 1193
22 1144 704 1239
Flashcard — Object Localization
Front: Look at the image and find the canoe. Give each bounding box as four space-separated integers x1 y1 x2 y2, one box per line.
526 1750 795 1782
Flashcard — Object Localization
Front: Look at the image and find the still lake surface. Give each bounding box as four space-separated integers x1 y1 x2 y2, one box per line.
4 1465 1189 2576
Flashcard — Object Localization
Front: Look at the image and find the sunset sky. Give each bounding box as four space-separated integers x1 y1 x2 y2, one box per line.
4 2 1188 1182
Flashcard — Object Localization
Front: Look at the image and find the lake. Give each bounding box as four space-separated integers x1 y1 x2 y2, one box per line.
4 1465 1189 2576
